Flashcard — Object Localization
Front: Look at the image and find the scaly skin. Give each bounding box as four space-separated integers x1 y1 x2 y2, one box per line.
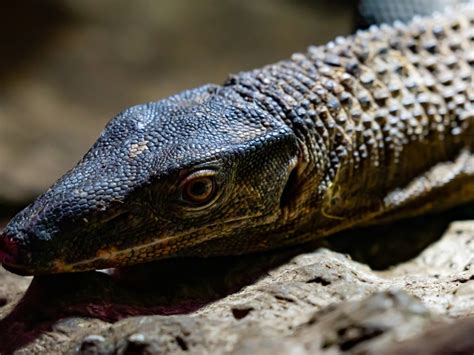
0 6 473 275
357 0 470 26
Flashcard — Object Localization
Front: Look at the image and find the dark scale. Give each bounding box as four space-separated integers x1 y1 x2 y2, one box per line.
224 6 473 210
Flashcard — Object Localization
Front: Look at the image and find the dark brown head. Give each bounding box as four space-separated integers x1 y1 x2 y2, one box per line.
0 85 299 275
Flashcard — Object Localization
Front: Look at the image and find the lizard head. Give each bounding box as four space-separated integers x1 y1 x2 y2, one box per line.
0 85 299 275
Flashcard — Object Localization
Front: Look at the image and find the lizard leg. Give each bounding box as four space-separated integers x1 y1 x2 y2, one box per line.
371 148 474 224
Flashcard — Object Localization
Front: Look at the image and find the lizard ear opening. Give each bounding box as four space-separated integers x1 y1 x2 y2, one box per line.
280 158 300 210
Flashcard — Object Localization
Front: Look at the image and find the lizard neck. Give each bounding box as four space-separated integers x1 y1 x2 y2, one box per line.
223 6 474 232
223 59 343 199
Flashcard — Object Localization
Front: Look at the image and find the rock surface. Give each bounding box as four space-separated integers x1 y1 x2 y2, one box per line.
0 219 472 354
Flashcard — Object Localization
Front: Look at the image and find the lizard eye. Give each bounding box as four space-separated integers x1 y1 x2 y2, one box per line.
180 170 218 206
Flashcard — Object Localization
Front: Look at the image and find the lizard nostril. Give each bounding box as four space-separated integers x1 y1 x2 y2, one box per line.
0 230 20 264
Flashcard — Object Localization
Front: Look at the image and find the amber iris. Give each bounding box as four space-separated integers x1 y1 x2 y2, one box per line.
182 174 217 205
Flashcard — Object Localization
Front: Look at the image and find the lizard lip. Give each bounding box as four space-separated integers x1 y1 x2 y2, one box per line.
1 262 32 276
0 240 32 275
0 230 34 275
0 230 19 265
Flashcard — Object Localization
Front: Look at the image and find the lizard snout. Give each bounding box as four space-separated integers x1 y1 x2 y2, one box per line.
0 229 23 270
0 227 57 275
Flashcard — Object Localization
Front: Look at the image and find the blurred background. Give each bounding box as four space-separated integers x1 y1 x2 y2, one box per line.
0 0 356 221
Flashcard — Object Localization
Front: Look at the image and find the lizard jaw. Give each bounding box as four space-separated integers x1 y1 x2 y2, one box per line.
0 230 21 268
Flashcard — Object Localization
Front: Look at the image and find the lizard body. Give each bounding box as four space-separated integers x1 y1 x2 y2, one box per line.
1 5 473 275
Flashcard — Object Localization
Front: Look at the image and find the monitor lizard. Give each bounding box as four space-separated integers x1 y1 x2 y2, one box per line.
1 4 473 275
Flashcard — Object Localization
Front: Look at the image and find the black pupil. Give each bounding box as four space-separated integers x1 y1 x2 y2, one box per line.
189 179 210 198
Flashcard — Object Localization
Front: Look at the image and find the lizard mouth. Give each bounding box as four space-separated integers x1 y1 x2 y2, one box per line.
0 237 41 275
0 230 29 274
0 229 55 275
0 251 36 276
1 262 33 276
0 231 19 262
0 213 276 275
56 214 276 273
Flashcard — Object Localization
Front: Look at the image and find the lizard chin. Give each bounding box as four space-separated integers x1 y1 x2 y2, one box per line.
1 263 36 276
